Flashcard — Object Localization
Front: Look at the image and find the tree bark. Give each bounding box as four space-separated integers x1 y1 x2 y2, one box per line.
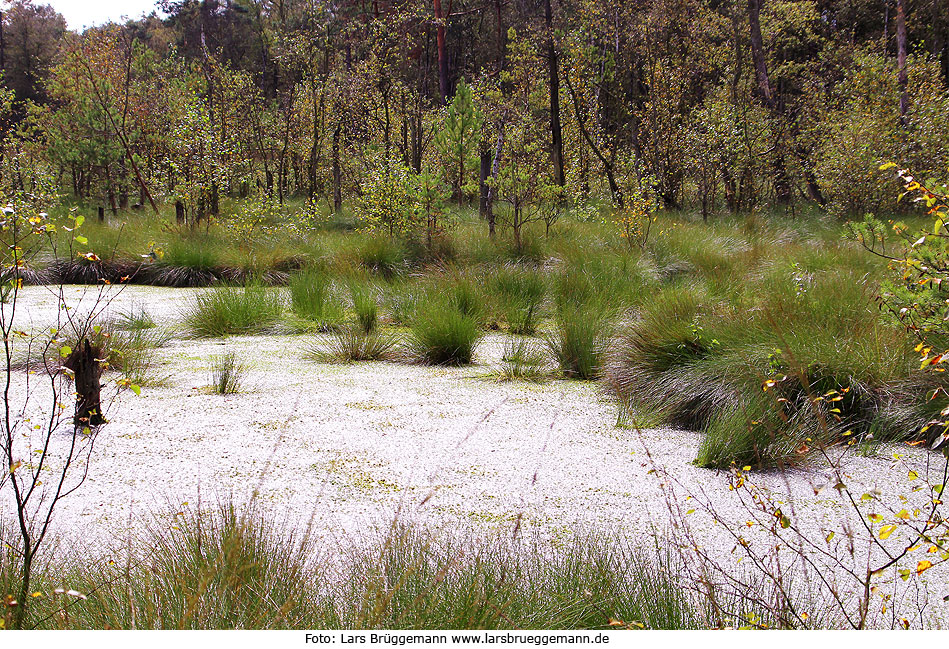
479 148 491 218
543 0 565 186
747 0 792 204
332 123 342 212
896 0 909 125
64 339 104 429
434 0 450 104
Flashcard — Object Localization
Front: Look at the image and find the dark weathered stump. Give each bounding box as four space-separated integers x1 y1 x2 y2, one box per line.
175 200 185 225
64 339 104 429
97 206 105 222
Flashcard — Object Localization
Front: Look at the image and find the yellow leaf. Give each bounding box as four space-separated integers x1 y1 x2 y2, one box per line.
879 525 897 540
917 560 933 575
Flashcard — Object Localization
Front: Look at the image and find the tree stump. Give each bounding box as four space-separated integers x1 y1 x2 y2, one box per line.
97 206 105 222
64 339 104 429
175 200 185 225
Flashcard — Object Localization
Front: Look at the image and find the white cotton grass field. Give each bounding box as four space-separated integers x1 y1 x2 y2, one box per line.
3 284 948 630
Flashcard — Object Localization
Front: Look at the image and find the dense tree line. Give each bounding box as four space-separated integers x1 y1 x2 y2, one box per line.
0 0 948 224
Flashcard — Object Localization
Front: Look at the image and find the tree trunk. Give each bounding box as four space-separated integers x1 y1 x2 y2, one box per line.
896 0 909 125
65 339 104 429
543 0 565 186
479 148 491 218
747 0 792 204
486 123 507 239
332 124 342 213
434 0 450 104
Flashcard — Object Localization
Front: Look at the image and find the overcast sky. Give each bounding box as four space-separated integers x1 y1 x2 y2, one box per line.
37 0 165 30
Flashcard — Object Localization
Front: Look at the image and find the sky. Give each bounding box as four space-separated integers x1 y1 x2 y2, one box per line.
36 0 165 30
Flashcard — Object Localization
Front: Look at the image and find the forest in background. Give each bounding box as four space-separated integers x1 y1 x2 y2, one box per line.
0 0 946 226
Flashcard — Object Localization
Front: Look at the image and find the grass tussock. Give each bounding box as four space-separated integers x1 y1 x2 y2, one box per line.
408 295 483 365
4 506 707 630
209 351 246 394
495 337 551 382
183 285 285 337
289 268 344 330
308 324 398 363
606 238 934 469
489 265 546 335
350 282 379 333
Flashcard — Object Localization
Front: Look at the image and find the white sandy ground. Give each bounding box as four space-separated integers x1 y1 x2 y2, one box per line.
4 284 949 628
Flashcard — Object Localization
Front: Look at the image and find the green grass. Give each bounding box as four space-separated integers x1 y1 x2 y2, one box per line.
307 324 398 362
111 305 158 331
289 268 344 330
3 505 707 630
495 336 551 382
355 235 407 279
408 295 483 365
488 265 547 335
350 282 379 333
183 285 285 337
547 304 610 380
22 198 942 469
209 351 246 394
605 231 936 468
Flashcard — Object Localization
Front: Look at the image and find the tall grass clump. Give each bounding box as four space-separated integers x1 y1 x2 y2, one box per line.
64 505 322 629
289 268 344 330
547 304 611 380
606 251 934 468
162 236 223 270
446 274 485 323
357 236 406 279
209 352 246 394
330 525 699 630
307 324 397 363
148 236 227 286
112 305 157 331
8 504 826 629
384 281 423 326
183 285 285 337
407 294 482 365
489 265 546 335
496 336 550 382
350 282 379 333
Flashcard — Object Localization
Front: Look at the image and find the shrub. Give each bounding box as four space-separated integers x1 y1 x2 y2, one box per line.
183 285 285 337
